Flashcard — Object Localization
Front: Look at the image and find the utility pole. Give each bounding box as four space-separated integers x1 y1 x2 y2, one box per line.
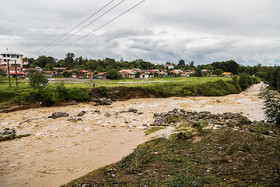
7 59 11 87
15 60 18 86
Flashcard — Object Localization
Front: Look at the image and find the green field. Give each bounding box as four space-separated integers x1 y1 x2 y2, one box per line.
0 76 231 90
0 76 240 109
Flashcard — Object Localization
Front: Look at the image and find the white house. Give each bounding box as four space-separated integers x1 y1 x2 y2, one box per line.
0 53 23 69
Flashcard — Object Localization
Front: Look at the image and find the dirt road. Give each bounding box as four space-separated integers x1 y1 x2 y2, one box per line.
0 83 265 187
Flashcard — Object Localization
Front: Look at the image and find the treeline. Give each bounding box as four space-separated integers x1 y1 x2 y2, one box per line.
23 53 242 74
23 53 162 72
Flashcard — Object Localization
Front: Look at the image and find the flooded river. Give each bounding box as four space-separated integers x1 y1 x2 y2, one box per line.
0 83 265 187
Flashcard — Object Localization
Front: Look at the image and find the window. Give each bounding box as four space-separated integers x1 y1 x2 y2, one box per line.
3 54 6 57
17 56 19 58
7 55 10 57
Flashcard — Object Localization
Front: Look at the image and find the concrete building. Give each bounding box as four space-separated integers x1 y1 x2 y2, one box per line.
0 53 24 69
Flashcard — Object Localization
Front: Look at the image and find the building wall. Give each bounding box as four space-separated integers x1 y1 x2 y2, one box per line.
0 54 23 67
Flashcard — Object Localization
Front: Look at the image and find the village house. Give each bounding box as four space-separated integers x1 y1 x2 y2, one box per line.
96 72 107 79
86 72 97 79
34 66 43 72
0 52 24 71
222 72 233 77
42 71 54 77
170 69 183 75
139 71 154 79
181 71 191 77
119 69 136 79
0 52 26 78
164 64 174 70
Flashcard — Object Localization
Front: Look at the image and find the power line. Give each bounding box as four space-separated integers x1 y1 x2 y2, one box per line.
62 0 146 52
34 0 115 55
45 0 125 54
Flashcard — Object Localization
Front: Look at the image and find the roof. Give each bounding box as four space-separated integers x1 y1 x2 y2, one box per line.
8 71 25 75
53 67 67 70
78 70 89 73
222 72 233 75
97 72 106 76
0 53 23 56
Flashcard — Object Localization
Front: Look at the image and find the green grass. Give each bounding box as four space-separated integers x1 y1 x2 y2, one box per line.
144 127 165 135
0 77 241 108
63 126 280 186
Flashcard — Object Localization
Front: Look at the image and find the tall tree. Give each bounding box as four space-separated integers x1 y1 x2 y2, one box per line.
64 53 75 69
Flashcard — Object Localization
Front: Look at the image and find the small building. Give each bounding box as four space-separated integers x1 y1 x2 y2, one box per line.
165 64 174 70
34 66 43 72
87 72 97 79
181 72 190 77
42 71 54 77
96 72 107 79
222 72 233 77
119 69 136 79
139 73 154 79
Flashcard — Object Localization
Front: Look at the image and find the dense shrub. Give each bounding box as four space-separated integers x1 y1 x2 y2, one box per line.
260 88 280 127
29 72 48 90
55 82 68 101
68 88 89 102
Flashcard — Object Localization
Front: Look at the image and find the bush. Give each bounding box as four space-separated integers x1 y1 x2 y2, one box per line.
106 68 121 80
29 72 49 90
259 87 280 127
62 71 72 77
55 82 68 101
68 88 89 102
238 73 250 90
40 87 61 106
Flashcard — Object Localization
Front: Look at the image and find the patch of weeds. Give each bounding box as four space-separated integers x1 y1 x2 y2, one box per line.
192 120 210 135
253 122 270 140
169 131 194 140
163 173 210 187
0 134 32 142
145 127 164 135
164 114 180 124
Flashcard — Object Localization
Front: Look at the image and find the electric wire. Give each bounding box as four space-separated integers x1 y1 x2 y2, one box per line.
33 0 115 55
45 0 125 54
47 0 145 56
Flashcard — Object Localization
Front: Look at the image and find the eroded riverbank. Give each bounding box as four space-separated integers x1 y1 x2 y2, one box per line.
0 83 265 187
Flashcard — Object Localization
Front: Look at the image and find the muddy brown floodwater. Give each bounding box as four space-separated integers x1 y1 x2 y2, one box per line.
0 83 265 187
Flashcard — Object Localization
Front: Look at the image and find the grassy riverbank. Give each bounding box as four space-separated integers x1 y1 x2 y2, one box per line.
64 122 280 186
0 76 259 109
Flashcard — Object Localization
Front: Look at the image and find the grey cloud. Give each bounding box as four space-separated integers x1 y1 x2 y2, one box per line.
1 0 280 66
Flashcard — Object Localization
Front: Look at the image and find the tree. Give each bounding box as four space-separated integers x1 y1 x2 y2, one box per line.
106 68 120 80
260 87 280 127
64 53 75 69
214 68 224 76
178 59 185 68
29 72 49 91
238 73 250 90
195 67 202 77
189 61 195 69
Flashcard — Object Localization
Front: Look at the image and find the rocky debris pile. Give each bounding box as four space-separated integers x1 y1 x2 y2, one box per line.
67 118 82 122
151 108 252 128
119 108 144 115
48 112 69 119
94 98 113 105
0 128 16 136
128 108 138 113
77 111 86 116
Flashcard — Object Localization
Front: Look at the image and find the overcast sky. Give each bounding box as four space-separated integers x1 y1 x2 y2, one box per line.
1 0 280 66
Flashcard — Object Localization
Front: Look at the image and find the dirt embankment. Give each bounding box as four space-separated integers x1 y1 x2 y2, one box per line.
0 83 265 187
